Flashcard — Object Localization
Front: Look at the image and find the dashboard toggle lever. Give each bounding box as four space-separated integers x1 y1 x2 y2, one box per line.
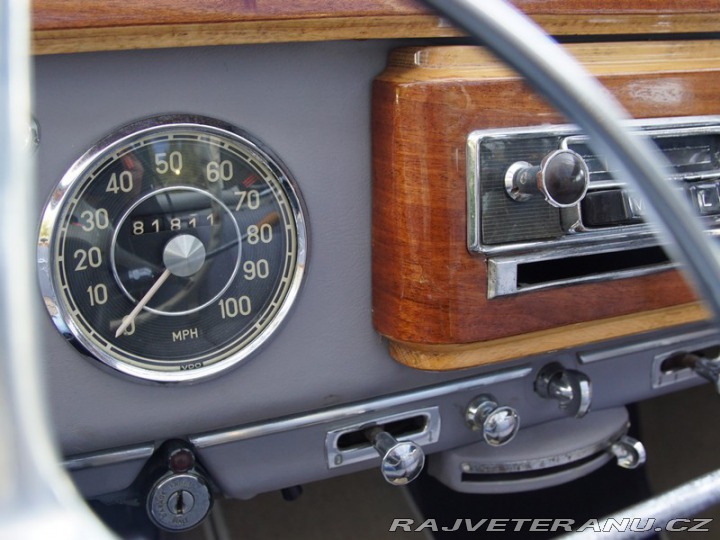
683 353 720 394
505 149 589 207
535 362 592 418
365 426 425 486
610 435 647 469
464 394 520 446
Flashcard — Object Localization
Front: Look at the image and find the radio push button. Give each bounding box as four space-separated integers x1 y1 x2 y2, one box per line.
581 189 645 228
691 183 720 216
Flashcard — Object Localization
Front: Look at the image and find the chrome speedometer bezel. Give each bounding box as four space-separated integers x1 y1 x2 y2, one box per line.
37 114 308 384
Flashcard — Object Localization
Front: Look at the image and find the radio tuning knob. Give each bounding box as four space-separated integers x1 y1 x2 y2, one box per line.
505 149 590 207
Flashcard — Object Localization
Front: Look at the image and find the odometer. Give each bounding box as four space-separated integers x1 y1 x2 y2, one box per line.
38 115 307 383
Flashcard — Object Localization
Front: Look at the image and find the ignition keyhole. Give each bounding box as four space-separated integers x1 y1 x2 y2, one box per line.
167 490 195 516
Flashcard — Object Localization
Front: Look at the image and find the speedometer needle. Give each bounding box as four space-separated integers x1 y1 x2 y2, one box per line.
115 268 171 338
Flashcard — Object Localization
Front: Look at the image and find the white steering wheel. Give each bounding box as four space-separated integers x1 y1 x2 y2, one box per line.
2 0 720 538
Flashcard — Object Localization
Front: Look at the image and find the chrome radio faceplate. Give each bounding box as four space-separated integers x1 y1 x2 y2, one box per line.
467 116 720 297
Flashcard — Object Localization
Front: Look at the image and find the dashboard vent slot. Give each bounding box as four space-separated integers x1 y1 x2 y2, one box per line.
335 415 428 451
489 246 671 298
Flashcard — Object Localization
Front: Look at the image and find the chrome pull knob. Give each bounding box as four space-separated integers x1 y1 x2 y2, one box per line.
610 435 647 469
688 355 720 394
465 394 520 446
662 352 720 394
535 362 592 418
505 149 589 207
366 427 425 486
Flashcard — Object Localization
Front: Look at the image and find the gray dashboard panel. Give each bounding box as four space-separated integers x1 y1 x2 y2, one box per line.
35 41 466 455
35 41 718 499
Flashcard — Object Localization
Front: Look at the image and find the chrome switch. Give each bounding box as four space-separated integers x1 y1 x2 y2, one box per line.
687 354 720 394
610 435 647 469
535 362 592 418
465 394 520 446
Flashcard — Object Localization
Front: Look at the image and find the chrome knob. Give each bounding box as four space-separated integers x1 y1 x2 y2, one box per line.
465 394 520 446
662 352 720 394
688 355 720 394
505 149 589 207
610 435 647 469
366 427 425 485
535 362 592 418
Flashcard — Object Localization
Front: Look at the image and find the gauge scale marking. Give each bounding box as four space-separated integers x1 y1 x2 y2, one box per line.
39 116 307 382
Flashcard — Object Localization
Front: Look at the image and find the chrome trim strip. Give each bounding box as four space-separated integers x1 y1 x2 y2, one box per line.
63 368 530 471
487 237 674 298
579 327 720 365
467 115 720 255
586 179 626 190
64 444 155 471
487 260 678 298
190 367 531 448
489 260 674 298
476 226 657 257
325 406 440 469
466 134 482 250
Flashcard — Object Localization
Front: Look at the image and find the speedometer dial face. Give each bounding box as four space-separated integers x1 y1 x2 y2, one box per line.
38 115 307 383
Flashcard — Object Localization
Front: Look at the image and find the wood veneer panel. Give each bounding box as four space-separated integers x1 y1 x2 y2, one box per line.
32 1 432 30
372 41 720 367
32 16 461 55
389 304 711 370
32 0 717 30
32 1 720 54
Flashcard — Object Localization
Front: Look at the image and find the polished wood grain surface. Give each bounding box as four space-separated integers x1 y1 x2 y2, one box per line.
32 16 461 55
32 0 717 29
389 304 711 370
32 1 720 54
372 41 720 368
33 1 432 29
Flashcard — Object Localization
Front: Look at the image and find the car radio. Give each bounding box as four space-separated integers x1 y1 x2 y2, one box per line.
467 116 720 298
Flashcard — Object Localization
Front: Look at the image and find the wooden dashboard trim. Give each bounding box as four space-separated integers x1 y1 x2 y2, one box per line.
388 303 711 371
31 15 461 55
372 40 720 369
32 1 720 55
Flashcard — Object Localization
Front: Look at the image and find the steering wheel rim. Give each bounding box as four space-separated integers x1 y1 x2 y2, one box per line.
2 0 718 537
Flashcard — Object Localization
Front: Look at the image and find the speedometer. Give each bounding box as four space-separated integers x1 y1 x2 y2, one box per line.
38 115 307 383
